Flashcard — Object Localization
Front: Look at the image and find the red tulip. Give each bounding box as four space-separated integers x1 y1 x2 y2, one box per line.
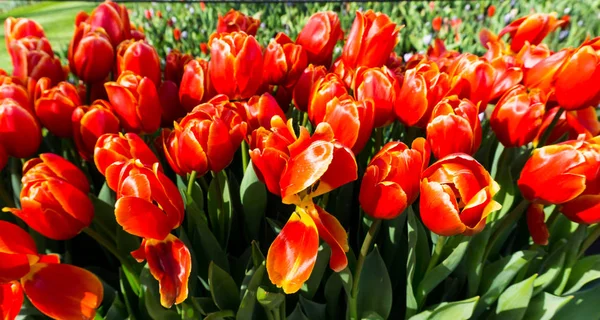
216 9 260 36
106 159 184 240
9 37 64 85
447 53 495 112
487 5 496 17
307 73 348 125
4 154 93 240
179 58 213 111
295 11 343 67
420 153 501 236
499 13 565 52
244 93 286 133
94 132 159 177
427 96 482 159
432 16 442 32
68 22 114 83
554 44 600 110
515 42 552 72
0 98 41 158
342 10 400 69
72 100 121 161
527 203 549 245
158 80 186 127
104 71 162 133
292 64 327 112
34 80 82 138
164 49 193 85
0 281 23 320
209 31 263 100
4 17 45 55
131 234 191 308
523 49 569 95
0 220 39 283
490 85 546 148
162 95 247 176
86 0 131 46
263 32 308 87
353 65 399 127
0 74 33 113
360 138 430 219
116 40 161 86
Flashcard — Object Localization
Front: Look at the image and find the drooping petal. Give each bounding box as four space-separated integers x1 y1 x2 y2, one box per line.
114 197 174 240
527 203 549 245
311 205 348 271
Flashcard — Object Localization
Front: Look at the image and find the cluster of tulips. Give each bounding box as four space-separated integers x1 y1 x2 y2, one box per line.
1 1 600 319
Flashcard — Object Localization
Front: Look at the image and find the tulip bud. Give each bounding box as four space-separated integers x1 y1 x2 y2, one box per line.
292 64 327 112
72 100 121 161
35 80 82 138
554 45 600 111
94 132 159 177
68 23 114 83
87 0 131 46
0 74 33 113
0 98 41 158
499 13 565 52
296 11 343 67
523 49 569 94
447 54 495 111
244 93 286 133
360 139 430 219
307 73 348 125
353 66 399 128
9 37 64 85
420 153 501 236
4 154 93 240
4 17 45 55
179 58 212 111
116 39 161 86
216 9 260 36
263 33 308 87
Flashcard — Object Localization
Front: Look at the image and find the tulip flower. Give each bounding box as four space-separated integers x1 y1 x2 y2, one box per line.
341 10 400 69
522 49 569 94
420 153 501 236
209 31 263 100
72 100 121 161
104 71 162 133
0 98 42 159
292 64 327 112
164 49 193 85
244 92 286 133
360 138 430 219
490 85 546 148
85 0 131 46
116 39 161 86
263 33 308 87
131 234 191 308
447 53 495 111
94 132 159 177
162 95 247 176
307 73 348 125
527 203 549 245
330 58 355 87
515 42 552 72
432 16 442 32
295 11 343 67
427 96 482 159
487 5 496 17
34 79 82 138
8 37 64 85
4 154 93 240
179 58 213 111
498 13 565 52
173 28 181 41
0 220 104 320
68 22 114 83
105 159 184 240
4 17 45 54
0 74 33 113
353 66 399 128
554 44 600 111
216 9 260 36
158 80 186 127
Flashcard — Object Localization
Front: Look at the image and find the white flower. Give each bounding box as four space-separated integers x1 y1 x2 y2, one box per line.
166 5 171 12
564 7 571 14
182 31 188 39
189 7 195 14
423 34 432 45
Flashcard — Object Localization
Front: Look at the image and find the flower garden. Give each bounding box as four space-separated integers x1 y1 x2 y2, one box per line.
1 0 600 319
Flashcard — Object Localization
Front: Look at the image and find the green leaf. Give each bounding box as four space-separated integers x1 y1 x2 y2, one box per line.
205 310 235 320
382 211 408 270
324 272 343 319
237 264 266 320
533 239 567 295
208 170 233 248
119 268 142 320
549 224 586 295
466 228 492 296
98 182 116 206
193 297 219 316
301 243 331 299
90 194 117 240
409 296 480 320
209 261 241 311
494 274 537 320
239 161 267 241
104 295 128 320
266 217 282 234
357 246 393 319
251 241 265 269
553 284 600 319
257 287 285 312
406 207 420 318
139 265 180 320
287 304 310 320
523 292 573 320
416 236 470 305
565 255 600 294
298 296 327 320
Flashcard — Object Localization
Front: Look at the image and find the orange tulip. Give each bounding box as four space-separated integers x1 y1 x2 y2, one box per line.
104 71 162 133
164 49 193 85
292 64 327 112
116 39 161 86
554 44 600 110
0 98 42 159
342 10 400 69
216 9 260 36
208 31 263 100
4 154 93 240
490 85 546 148
526 203 549 245
420 153 501 236
8 37 64 85
522 49 569 94
4 17 45 55
162 95 247 176
427 96 482 159
263 33 308 87
498 13 565 52
244 92 286 133
360 138 430 219
432 16 442 32
179 58 213 112
34 79 81 138
72 100 121 161
131 234 191 308
295 11 343 67
68 22 114 83
487 5 496 18
106 159 184 240
353 65 399 127
94 132 159 176
0 74 34 114
86 0 131 46
515 42 552 72
447 53 495 112
173 28 181 41
158 80 186 127
307 73 348 125
0 220 39 283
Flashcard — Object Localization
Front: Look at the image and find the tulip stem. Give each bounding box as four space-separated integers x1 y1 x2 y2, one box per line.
349 219 381 320
425 235 447 274
537 108 565 148
483 199 529 263
301 112 309 128
83 227 141 293
241 141 249 173
187 171 197 200
578 224 600 259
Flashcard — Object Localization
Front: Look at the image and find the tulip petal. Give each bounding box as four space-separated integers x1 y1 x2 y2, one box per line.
420 180 466 236
561 195 600 225
114 197 173 240
12 198 86 241
527 203 549 245
0 220 37 255
312 144 358 198
311 205 348 271
0 281 23 320
360 165 408 219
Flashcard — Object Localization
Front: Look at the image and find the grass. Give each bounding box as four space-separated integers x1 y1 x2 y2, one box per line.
0 1 97 72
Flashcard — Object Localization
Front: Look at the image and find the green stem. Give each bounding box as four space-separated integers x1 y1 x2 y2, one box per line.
537 108 565 148
211 171 226 247
483 199 529 263
349 219 381 320
301 112 309 128
187 171 197 200
241 141 249 173
578 224 600 259
83 227 141 293
425 236 447 274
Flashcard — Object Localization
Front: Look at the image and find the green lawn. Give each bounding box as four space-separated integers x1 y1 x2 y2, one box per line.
0 1 97 72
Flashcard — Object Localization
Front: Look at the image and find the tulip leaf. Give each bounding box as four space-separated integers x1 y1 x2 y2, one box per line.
533 239 567 295
357 246 393 320
287 304 310 320
523 292 573 320
204 310 235 320
90 194 117 240
406 207 420 318
192 297 219 316
324 271 344 319
98 182 116 206
104 295 128 320
382 211 408 270
208 170 233 249
299 295 327 320
119 268 143 320
466 227 492 296
548 224 586 295
564 255 600 294
251 240 265 269
257 287 285 312
139 264 180 320
9 157 22 208
409 296 480 320
301 243 331 299
237 264 266 320
209 261 241 311
494 274 537 320
239 161 267 241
